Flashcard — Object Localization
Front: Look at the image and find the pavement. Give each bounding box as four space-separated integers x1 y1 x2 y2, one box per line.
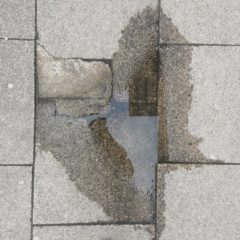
0 0 240 239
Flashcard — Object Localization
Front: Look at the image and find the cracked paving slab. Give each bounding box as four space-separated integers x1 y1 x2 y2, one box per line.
160 0 240 44
0 167 31 240
33 225 155 240
157 164 240 240
37 0 158 58
0 40 34 164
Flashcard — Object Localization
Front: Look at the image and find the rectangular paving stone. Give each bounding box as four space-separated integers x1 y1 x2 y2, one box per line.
34 225 155 240
0 40 34 164
157 164 240 240
0 0 35 39
37 0 158 59
159 45 240 163
0 167 31 240
160 0 240 44
34 100 157 224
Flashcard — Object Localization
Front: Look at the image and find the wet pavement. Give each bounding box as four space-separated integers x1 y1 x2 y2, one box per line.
34 99 157 223
1 0 240 239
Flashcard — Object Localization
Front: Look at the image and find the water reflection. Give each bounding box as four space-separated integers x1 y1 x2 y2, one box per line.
107 101 158 191
83 98 158 193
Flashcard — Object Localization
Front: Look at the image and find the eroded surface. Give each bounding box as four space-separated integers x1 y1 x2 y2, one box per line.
34 225 155 240
37 45 112 99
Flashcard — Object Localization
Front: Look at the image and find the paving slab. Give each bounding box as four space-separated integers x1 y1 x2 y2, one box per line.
33 225 154 240
34 100 157 223
160 0 240 44
0 167 31 240
157 164 240 240
0 0 35 39
37 0 158 59
159 45 240 163
0 40 34 164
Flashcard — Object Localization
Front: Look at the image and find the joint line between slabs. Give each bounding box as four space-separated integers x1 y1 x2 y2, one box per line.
159 42 240 47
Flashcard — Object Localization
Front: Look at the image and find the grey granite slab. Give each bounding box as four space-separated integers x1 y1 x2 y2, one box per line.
0 167 31 240
160 0 240 44
0 40 34 164
157 164 240 240
0 0 35 39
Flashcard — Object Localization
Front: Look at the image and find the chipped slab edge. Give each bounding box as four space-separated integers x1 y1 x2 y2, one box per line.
33 224 155 240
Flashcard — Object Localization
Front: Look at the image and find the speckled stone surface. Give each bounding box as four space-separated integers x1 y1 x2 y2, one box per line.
37 0 158 58
160 0 240 44
0 167 31 240
157 164 240 240
0 40 34 164
0 0 35 39
159 45 240 163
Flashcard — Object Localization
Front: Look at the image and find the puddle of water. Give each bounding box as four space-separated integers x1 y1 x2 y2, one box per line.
81 98 158 193
107 102 158 192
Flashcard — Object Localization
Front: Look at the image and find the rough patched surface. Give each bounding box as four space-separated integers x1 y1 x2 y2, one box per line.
160 0 240 44
0 167 31 240
157 164 240 240
55 99 109 117
160 45 240 163
34 101 154 223
37 45 112 116
34 225 155 240
37 45 112 99
0 41 34 164
37 0 158 58
0 0 35 39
